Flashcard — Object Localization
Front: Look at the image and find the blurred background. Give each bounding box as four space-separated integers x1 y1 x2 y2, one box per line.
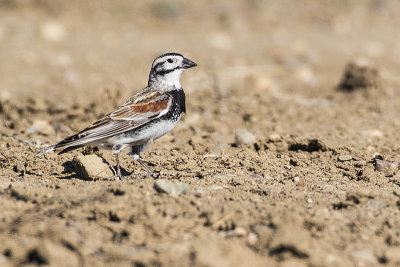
1 0 400 98
1 0 400 144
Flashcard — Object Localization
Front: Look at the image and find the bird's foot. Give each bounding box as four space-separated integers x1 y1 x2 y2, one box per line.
102 173 127 181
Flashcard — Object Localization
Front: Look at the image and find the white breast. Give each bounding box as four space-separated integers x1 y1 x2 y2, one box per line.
105 117 180 147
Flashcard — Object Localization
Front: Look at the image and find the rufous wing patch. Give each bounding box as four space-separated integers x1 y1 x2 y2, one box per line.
130 98 169 113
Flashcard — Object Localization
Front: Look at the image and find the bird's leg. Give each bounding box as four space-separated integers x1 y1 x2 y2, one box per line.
131 154 155 178
103 153 126 181
137 158 155 177
105 144 129 181
114 153 126 180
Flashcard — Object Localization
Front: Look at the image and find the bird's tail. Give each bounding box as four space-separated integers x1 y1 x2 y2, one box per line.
36 145 55 156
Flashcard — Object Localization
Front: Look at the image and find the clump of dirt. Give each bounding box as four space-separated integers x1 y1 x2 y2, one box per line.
337 61 381 91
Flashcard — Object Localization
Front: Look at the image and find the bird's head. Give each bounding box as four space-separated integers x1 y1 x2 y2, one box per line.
148 53 197 88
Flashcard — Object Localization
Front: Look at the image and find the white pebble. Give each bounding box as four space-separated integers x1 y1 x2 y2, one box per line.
41 21 67 42
247 233 258 245
235 128 256 145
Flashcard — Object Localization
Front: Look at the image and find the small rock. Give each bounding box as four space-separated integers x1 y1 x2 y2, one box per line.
0 90 11 102
307 198 313 204
293 176 300 183
27 120 55 136
73 154 114 180
154 179 188 197
375 159 398 177
360 129 383 138
247 232 258 245
41 21 67 42
211 185 223 190
15 161 25 173
235 128 256 145
268 133 281 142
338 155 353 162
295 67 316 85
352 249 376 264
254 77 272 92
233 227 247 237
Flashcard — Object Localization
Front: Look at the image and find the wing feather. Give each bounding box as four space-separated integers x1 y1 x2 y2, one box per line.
53 91 171 149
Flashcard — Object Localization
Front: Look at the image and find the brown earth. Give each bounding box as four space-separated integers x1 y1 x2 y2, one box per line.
1 1 400 266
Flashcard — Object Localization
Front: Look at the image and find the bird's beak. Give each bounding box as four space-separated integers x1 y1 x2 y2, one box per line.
182 57 197 69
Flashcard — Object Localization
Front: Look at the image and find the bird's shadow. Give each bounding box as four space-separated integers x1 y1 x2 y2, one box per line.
58 160 131 180
58 161 79 180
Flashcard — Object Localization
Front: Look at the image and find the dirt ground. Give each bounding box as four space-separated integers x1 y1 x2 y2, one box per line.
1 0 400 266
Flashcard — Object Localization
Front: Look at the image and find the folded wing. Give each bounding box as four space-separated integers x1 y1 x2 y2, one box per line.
52 91 171 149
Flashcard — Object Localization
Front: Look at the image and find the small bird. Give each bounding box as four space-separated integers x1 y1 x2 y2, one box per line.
38 53 197 179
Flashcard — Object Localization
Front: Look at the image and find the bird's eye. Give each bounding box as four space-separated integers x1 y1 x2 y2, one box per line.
167 58 173 63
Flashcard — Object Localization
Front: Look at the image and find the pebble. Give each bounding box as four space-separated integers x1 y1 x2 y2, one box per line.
235 227 247 236
268 133 281 142
0 90 11 102
352 249 375 264
360 129 383 138
154 179 189 197
228 227 247 237
254 77 272 92
295 67 317 85
41 21 67 42
338 155 352 162
247 233 258 245
211 185 223 191
293 176 300 182
27 119 55 136
235 128 256 145
375 159 398 176
73 154 114 180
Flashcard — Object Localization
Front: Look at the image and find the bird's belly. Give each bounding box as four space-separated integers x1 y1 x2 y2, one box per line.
106 118 180 146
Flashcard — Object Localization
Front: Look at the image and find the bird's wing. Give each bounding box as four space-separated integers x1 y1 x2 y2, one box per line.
53 91 171 149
